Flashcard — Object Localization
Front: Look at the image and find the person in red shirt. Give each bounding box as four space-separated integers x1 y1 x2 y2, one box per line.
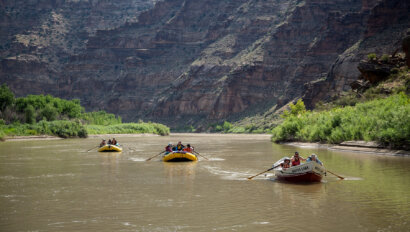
291 151 306 166
183 144 193 153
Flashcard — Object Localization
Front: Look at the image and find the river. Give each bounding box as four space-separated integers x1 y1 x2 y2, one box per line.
1 134 409 232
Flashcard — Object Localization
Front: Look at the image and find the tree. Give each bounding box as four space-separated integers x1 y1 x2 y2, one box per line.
41 104 58 121
24 105 36 124
222 121 233 132
282 99 307 118
0 84 15 111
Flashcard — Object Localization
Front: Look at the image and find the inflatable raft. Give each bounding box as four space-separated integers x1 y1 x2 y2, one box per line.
162 151 198 162
272 157 326 182
98 144 123 152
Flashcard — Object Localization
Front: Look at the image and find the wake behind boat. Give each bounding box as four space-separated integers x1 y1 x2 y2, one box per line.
272 157 326 182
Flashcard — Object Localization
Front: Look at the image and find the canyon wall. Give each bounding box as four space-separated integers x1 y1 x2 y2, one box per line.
1 0 408 129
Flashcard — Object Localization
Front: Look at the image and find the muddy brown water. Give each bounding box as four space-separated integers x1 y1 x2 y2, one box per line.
1 134 409 232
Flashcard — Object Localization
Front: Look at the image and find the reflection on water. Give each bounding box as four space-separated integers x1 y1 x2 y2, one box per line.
0 134 409 232
163 162 197 179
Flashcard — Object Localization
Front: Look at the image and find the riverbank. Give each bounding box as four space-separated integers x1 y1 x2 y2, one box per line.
3 135 63 141
3 133 408 157
282 141 410 156
88 133 161 138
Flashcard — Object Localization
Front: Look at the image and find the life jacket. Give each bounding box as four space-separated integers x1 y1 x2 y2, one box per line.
291 158 300 166
176 144 184 151
183 147 193 152
282 162 290 168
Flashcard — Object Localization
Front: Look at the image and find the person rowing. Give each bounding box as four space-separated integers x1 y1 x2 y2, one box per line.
183 144 193 153
165 143 173 154
291 151 306 166
306 154 323 166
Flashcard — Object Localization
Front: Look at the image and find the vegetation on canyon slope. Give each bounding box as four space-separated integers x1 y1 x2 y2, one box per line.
0 84 170 139
271 93 409 149
212 55 409 149
270 65 410 149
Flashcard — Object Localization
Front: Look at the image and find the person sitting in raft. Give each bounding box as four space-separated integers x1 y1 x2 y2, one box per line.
280 158 291 169
183 144 193 153
291 151 306 166
175 141 185 151
108 139 112 145
112 138 118 145
99 139 106 147
165 143 173 154
306 154 323 166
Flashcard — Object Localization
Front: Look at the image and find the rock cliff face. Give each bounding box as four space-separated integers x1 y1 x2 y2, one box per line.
302 0 409 108
1 0 409 129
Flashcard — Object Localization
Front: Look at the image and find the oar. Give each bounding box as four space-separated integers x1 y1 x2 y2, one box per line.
146 151 165 161
327 170 345 180
247 165 280 180
87 146 99 152
193 151 208 160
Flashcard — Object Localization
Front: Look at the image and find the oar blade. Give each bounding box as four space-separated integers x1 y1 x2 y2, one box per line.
327 170 344 180
247 167 275 180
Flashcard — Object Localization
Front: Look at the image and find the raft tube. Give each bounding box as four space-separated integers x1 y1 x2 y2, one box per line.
162 151 198 162
98 144 123 152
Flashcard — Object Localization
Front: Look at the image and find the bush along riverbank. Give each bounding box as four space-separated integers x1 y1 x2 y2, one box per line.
271 55 410 150
271 94 410 150
85 123 170 136
0 84 170 140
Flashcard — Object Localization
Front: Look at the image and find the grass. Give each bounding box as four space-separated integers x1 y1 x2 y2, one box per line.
0 120 88 139
85 122 170 136
0 85 170 139
271 93 410 149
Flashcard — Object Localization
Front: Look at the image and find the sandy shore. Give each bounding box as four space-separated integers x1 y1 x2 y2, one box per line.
3 135 63 141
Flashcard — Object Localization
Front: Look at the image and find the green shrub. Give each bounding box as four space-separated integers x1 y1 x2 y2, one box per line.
380 54 389 62
367 53 377 61
15 94 84 120
24 105 36 124
282 99 307 118
40 104 58 121
80 111 122 125
39 120 88 138
0 120 88 138
0 84 14 111
0 84 169 138
0 130 5 140
85 122 170 136
271 94 410 149
229 126 246 133
222 121 233 132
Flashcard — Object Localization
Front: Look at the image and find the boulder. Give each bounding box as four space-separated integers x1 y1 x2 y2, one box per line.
357 60 394 84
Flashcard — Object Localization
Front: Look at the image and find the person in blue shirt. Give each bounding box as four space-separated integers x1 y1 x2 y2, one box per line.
306 154 323 165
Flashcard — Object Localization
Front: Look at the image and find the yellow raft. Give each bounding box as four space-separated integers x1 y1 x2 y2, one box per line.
162 151 198 162
98 144 123 152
